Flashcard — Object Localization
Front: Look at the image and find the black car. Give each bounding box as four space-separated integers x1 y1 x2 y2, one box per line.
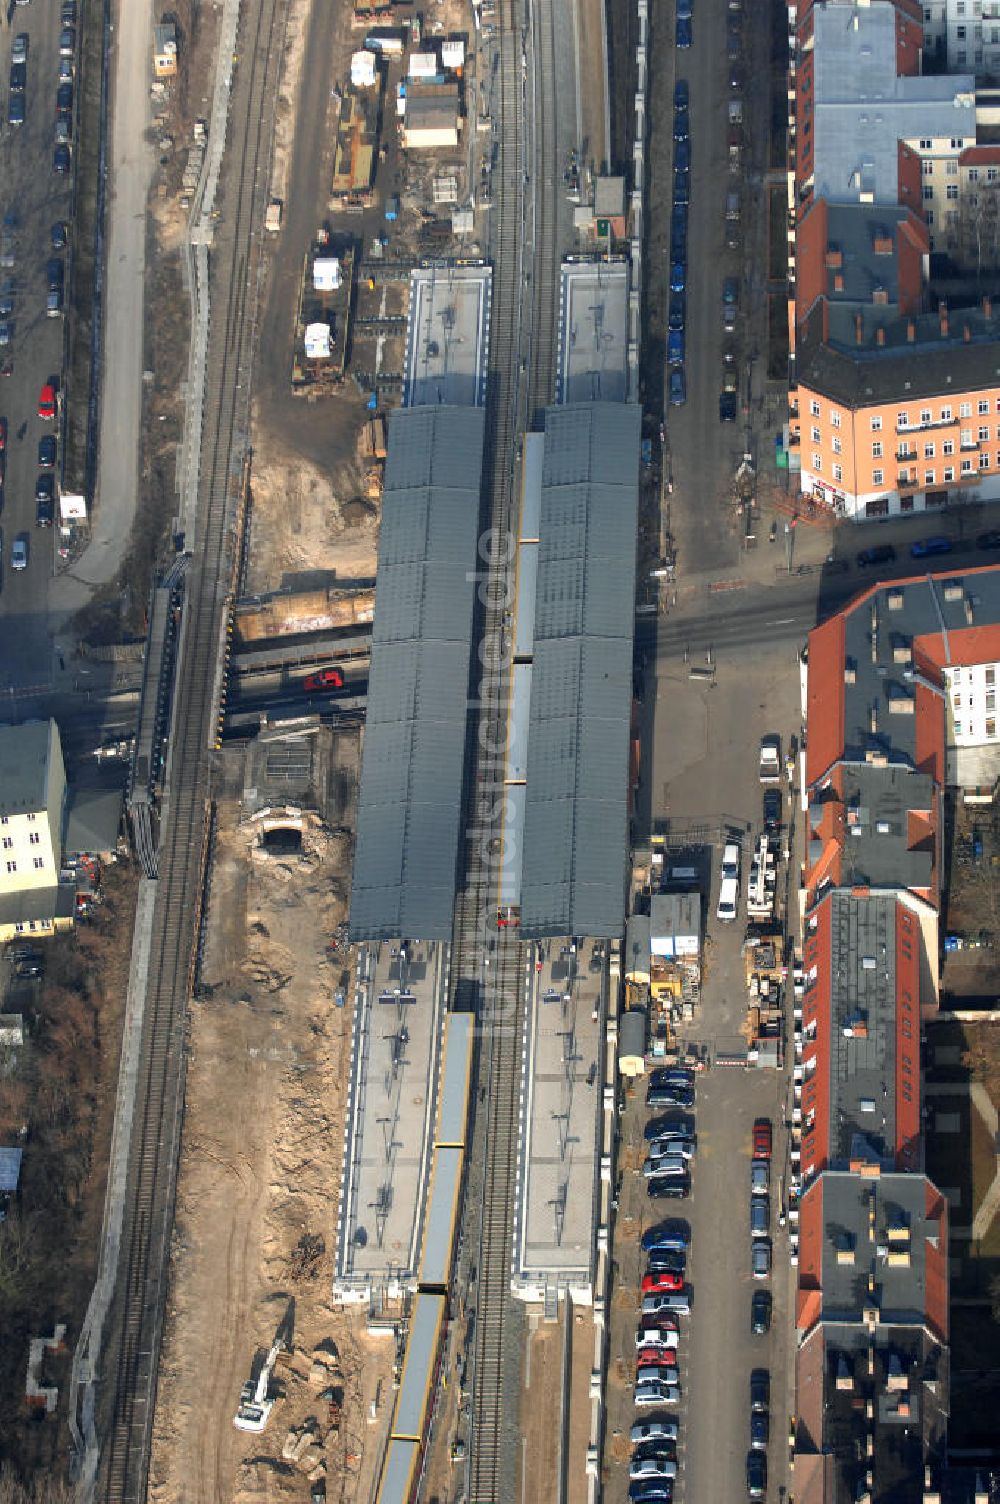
650 1067 694 1088
0 280 13 318
750 1290 771 1334
9 62 26 93
12 948 41 979
668 293 685 332
50 222 68 251
56 82 73 114
763 789 782 833
719 392 737 423
648 1175 690 1200
977 529 1000 550
53 143 71 173
674 79 689 108
746 1451 767 1500
674 139 691 173
856 543 896 568
35 473 54 526
8 93 25 128
672 170 689 206
647 1086 694 1109
46 258 64 292
38 434 56 468
645 1115 695 1141
750 1412 769 1449
647 1249 686 1274
750 1369 770 1413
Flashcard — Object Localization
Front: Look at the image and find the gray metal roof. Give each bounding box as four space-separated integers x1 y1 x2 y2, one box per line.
63 788 123 858
802 304 1000 406
520 404 640 939
0 1146 22 1192
811 3 974 206
392 1292 445 1439
350 408 485 941
825 890 899 1168
436 1011 473 1145
377 1439 420 1504
0 721 59 817
619 1007 646 1061
418 1145 462 1287
811 763 934 894
814 1170 937 1324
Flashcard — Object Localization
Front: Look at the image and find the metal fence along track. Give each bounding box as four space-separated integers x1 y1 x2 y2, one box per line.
98 1 285 1498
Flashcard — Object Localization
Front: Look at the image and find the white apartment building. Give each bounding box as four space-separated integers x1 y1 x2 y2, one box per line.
0 720 73 941
922 0 1000 79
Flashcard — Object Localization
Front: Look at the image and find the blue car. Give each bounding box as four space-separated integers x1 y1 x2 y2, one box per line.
674 139 690 173
677 0 693 16
910 535 953 558
642 1226 689 1252
674 79 689 108
667 329 685 365
672 170 689 206
676 15 692 47
668 292 685 331
670 261 686 293
669 368 686 406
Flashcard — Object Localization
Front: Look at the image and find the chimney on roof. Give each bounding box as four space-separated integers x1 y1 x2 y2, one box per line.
876 326 885 346
964 322 972 343
871 703 878 733
907 319 916 342
855 313 864 345
940 300 949 337
984 294 993 319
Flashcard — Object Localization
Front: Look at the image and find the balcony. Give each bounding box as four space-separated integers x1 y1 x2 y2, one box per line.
895 415 958 435
897 472 919 492
895 448 918 463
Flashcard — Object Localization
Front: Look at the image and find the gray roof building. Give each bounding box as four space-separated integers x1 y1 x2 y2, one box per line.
801 304 1000 407
349 407 485 941
64 788 123 860
519 403 640 938
0 720 62 818
810 3 974 207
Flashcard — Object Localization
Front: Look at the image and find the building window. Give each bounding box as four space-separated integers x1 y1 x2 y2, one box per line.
810 399 821 417
986 667 995 685
1 839 10 851
811 425 821 443
832 436 842 454
925 469 936 484
943 439 955 456
954 692 963 711
813 453 823 472
990 168 1000 183
947 184 959 199
32 857 43 870
982 454 991 470
924 442 936 458
831 411 842 429
873 468 884 485
872 441 884 458
927 213 935 230
897 411 909 428
920 137 933 149
26 813 34 823
960 403 972 418
962 429 973 446
5 861 15 874
951 138 965 148
958 22 967 35
28 832 39 846
970 168 981 183
980 400 990 415
944 466 955 481
922 185 934 201
870 416 883 432
962 458 974 473
987 690 996 710
955 721 963 736
1 818 7 826
988 719 997 738
920 408 932 424
833 464 843 482
941 406 953 421
922 160 934 177
979 425 990 441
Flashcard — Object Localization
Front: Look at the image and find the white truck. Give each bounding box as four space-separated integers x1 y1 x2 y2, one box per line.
759 735 781 784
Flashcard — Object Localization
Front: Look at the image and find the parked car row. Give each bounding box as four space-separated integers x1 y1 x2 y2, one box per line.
628 1069 699 1501
668 79 689 409
744 1123 773 1497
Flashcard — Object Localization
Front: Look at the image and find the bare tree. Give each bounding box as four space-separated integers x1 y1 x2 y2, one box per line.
956 181 1000 277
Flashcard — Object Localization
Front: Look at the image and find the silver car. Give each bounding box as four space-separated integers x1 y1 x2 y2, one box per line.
752 1238 772 1279
11 534 27 571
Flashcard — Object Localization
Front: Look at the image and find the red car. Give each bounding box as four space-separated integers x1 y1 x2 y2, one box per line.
639 1312 678 1332
303 666 344 693
0 416 6 451
753 1117 772 1161
38 384 56 420
638 1348 678 1368
642 1270 684 1295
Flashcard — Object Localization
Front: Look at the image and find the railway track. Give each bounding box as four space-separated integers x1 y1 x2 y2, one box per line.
527 0 561 419
98 2 285 1499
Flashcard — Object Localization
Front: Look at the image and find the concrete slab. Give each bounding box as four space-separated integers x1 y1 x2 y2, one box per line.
934 1112 962 1133
514 938 606 1297
556 259 630 405
335 939 446 1288
403 263 492 408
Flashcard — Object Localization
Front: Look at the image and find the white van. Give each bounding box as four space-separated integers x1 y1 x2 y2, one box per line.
716 876 739 922
721 842 740 880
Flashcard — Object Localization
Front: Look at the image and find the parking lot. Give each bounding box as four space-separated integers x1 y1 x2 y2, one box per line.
0 0 78 686
605 607 804 1501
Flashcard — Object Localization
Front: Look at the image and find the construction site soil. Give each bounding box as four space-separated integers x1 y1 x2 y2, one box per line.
149 740 397 1504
